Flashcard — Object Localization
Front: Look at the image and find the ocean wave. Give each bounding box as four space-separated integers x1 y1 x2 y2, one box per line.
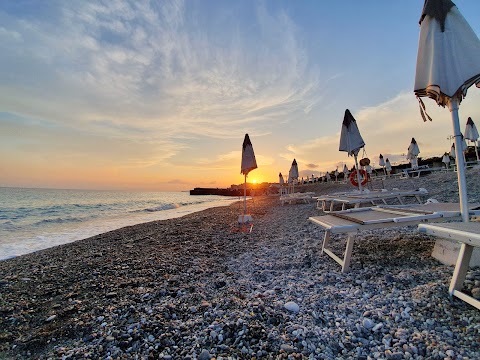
134 203 181 213
34 217 84 226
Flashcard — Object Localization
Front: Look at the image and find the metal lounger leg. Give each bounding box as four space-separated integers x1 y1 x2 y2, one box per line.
321 230 330 255
322 231 355 273
449 243 480 310
449 243 472 294
342 233 355 273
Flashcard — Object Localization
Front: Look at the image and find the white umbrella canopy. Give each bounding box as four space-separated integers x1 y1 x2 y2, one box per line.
378 154 385 167
407 138 421 159
379 154 386 175
288 159 299 182
464 117 480 162
464 117 479 141
442 152 451 167
343 164 350 176
414 1 480 107
385 158 392 173
414 0 480 222
240 134 257 221
241 134 257 175
339 109 365 157
450 136 468 160
407 138 421 169
288 159 299 192
339 109 366 190
450 143 456 158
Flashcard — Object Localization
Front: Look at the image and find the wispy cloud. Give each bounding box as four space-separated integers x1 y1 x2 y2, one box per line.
0 0 321 181
283 90 480 172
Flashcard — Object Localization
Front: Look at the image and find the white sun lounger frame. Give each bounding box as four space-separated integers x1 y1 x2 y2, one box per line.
315 189 428 212
418 222 480 310
309 203 479 273
280 192 314 205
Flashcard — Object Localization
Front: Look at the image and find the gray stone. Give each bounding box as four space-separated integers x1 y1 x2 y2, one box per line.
198 349 211 360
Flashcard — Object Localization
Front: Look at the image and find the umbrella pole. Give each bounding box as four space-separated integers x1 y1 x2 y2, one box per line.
354 154 362 192
449 98 469 223
243 173 247 216
475 141 480 163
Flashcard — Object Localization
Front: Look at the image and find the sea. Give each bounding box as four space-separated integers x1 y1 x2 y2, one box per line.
0 187 240 261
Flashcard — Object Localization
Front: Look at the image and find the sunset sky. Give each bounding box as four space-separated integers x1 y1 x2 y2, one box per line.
1 0 480 191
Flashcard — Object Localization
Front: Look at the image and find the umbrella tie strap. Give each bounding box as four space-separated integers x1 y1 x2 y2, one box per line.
417 96 433 122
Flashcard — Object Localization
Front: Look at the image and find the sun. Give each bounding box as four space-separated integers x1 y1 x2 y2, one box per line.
252 179 257 184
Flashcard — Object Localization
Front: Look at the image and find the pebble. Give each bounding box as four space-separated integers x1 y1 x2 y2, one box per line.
471 288 480 299
362 318 375 329
198 349 211 360
284 301 300 313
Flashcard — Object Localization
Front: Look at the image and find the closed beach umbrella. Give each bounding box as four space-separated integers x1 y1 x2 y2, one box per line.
241 134 257 175
288 159 299 182
279 172 284 185
407 138 421 169
240 134 257 220
464 117 480 162
343 164 350 177
407 138 420 158
339 109 365 156
450 143 456 158
379 154 386 175
442 152 451 168
385 158 392 174
414 0 480 222
288 159 299 192
339 109 366 190
450 136 468 159
378 154 385 167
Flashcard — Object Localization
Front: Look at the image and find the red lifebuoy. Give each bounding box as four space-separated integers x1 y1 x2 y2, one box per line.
349 169 368 187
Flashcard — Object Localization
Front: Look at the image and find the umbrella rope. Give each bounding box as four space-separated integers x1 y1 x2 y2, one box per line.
417 96 433 122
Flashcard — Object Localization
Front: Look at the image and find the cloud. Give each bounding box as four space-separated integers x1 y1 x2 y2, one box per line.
0 1 320 139
0 0 324 187
283 90 480 171
166 178 191 185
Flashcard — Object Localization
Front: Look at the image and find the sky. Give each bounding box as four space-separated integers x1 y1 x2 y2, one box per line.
1 0 480 191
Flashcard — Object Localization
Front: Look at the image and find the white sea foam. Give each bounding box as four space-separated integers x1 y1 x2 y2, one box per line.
0 188 240 261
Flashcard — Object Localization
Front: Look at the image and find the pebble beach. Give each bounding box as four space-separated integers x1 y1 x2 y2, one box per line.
1 170 480 359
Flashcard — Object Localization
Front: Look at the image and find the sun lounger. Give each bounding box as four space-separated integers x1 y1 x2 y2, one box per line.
280 192 314 205
314 188 428 212
308 202 480 273
401 165 431 178
418 222 480 310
